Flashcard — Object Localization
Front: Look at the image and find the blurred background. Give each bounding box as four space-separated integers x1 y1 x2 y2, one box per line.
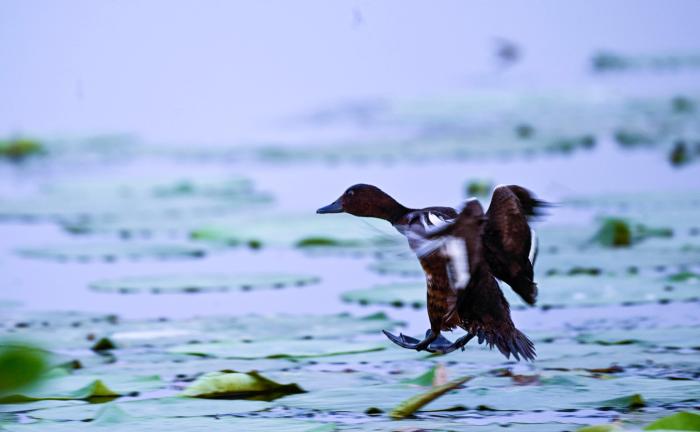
1 2 699 431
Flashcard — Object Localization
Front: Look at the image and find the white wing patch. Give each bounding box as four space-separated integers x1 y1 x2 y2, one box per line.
428 212 445 227
444 236 470 291
405 212 456 258
529 228 538 265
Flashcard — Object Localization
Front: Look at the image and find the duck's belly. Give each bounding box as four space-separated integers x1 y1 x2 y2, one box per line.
420 258 461 331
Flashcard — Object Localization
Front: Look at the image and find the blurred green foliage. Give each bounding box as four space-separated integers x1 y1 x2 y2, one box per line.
0 138 45 162
593 218 673 248
0 342 48 395
465 179 493 197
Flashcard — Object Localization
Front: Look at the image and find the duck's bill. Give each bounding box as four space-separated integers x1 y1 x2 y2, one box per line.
316 200 343 214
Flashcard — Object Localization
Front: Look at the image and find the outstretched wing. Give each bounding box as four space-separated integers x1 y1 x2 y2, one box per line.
483 185 546 305
458 270 536 361
430 199 536 361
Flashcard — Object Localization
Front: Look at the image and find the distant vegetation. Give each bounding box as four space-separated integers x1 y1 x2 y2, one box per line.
0 138 45 162
592 51 700 72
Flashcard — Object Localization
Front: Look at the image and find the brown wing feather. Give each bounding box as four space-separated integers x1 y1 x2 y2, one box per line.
457 268 535 361
485 186 532 258
484 185 543 305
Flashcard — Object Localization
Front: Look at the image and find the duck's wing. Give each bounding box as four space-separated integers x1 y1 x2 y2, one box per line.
483 185 547 305
398 207 458 258
420 200 486 292
458 269 536 361
424 201 536 361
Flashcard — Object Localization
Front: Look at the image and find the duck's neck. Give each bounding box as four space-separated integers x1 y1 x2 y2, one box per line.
384 202 411 225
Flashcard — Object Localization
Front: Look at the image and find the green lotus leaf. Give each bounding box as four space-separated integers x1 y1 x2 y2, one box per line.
0 175 271 226
576 425 625 432
343 275 699 309
644 411 700 430
3 403 336 431
0 342 48 395
596 393 646 410
401 364 444 386
28 396 269 421
342 282 425 308
0 374 163 403
577 327 700 349
16 242 209 262
169 338 385 359
390 376 472 419
181 370 303 400
191 213 399 249
89 273 320 294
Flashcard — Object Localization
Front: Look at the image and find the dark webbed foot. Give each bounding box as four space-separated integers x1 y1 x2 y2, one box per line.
436 333 475 354
382 329 475 354
382 329 438 352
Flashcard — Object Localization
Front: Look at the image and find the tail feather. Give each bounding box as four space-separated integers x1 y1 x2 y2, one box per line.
476 326 536 362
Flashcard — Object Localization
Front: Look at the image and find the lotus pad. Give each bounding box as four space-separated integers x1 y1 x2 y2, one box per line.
191 213 400 248
3 404 335 431
89 273 320 294
169 338 385 359
343 275 699 309
0 373 163 403
27 396 269 421
0 175 271 223
181 370 303 399
16 242 208 262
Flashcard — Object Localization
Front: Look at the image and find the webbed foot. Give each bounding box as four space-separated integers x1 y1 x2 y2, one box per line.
433 333 475 354
382 329 451 353
382 329 475 354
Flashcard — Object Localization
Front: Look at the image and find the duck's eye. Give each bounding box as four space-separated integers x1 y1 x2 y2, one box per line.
347 190 355 196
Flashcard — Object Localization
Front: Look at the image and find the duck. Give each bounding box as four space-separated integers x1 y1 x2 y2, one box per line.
317 184 547 360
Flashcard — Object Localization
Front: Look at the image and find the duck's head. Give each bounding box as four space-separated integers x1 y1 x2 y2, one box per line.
316 184 407 222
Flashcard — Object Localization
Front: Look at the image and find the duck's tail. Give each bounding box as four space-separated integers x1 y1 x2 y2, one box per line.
473 325 536 362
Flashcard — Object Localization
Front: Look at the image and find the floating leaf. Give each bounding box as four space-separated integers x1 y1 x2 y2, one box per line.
577 327 700 350
644 411 700 430
401 365 445 386
389 376 471 419
28 396 269 421
0 400 85 415
342 283 425 308
16 242 208 262
0 138 45 162
191 213 399 249
592 51 700 72
576 425 625 432
597 393 645 410
89 273 320 294
0 175 271 225
0 374 163 403
465 179 493 197
343 275 699 309
667 271 700 282
3 403 335 431
181 370 304 400
0 342 48 395
169 339 384 359
593 218 633 247
593 218 673 248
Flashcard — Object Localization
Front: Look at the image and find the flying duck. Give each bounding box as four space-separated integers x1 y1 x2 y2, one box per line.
317 184 546 360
